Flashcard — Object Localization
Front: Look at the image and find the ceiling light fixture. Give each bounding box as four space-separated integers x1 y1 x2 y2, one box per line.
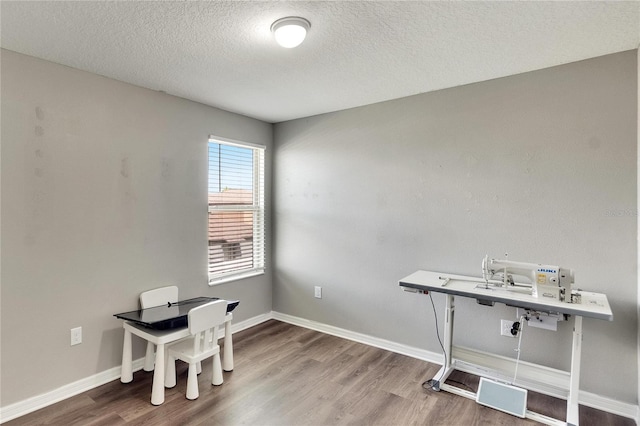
271 17 310 48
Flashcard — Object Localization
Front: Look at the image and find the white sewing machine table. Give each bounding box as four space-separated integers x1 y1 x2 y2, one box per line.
399 270 613 426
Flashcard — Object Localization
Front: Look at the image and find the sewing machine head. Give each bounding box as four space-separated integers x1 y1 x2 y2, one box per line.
482 255 575 302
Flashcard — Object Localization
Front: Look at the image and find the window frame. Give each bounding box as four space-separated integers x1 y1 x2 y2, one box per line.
207 135 266 285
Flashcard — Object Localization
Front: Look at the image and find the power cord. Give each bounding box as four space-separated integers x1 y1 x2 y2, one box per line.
421 292 448 391
512 315 526 385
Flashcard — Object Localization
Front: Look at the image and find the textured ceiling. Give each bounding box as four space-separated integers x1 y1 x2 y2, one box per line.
1 1 639 123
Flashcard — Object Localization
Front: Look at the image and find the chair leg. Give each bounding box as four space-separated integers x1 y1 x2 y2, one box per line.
212 352 223 386
144 342 155 371
165 355 176 388
186 363 199 400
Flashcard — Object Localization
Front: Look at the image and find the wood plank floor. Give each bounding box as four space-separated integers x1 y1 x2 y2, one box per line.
6 320 635 425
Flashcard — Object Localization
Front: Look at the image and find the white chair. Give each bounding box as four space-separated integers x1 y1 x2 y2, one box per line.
140 286 179 371
164 299 228 400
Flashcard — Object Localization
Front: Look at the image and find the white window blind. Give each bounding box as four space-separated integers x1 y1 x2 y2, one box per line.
208 137 265 284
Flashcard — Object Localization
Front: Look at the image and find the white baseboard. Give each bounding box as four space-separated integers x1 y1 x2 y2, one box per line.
2 311 637 424
272 311 639 423
0 313 272 424
230 311 272 334
271 311 443 365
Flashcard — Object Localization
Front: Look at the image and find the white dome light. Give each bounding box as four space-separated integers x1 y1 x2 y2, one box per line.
271 17 310 48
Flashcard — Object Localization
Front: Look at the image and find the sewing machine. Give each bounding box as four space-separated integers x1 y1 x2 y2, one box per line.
482 255 576 303
399 266 612 426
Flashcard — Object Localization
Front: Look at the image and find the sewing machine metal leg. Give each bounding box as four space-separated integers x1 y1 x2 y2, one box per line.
431 294 455 390
566 315 583 426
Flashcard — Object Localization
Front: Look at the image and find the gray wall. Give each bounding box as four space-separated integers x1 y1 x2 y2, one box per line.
0 49 273 406
273 50 638 403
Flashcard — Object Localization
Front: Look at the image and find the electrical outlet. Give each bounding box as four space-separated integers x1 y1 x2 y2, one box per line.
71 327 82 346
314 286 322 299
500 320 516 338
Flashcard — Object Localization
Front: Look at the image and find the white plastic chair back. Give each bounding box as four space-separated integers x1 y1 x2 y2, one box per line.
188 300 228 356
140 286 179 309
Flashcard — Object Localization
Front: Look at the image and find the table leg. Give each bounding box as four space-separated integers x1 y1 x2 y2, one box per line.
151 343 165 405
432 294 455 390
223 318 234 372
567 315 583 426
121 328 133 383
144 342 155 372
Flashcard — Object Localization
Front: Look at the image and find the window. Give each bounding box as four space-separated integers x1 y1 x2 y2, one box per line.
208 136 265 284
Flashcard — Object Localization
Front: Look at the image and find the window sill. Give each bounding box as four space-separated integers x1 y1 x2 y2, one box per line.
208 269 265 286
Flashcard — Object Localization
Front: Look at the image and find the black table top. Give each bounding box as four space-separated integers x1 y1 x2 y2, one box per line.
114 297 239 330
